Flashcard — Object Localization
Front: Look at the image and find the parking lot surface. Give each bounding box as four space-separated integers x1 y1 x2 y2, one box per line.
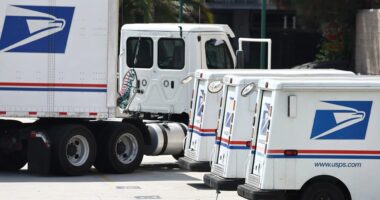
0 155 244 200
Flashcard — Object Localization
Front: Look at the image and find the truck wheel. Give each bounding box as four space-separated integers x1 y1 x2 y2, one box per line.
300 182 345 200
50 125 96 176
0 149 27 171
94 123 144 173
0 120 27 171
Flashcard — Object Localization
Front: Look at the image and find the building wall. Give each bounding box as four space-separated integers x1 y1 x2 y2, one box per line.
356 9 380 75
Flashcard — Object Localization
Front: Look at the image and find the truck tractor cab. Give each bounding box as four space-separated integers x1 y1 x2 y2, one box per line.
118 24 236 121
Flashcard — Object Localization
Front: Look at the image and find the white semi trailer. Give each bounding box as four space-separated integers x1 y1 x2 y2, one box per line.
0 0 243 175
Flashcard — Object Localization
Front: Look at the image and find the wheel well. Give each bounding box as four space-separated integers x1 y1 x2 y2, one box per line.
122 118 151 145
300 175 351 200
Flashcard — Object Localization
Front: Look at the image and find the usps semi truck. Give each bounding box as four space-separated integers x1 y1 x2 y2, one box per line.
0 0 249 175
238 77 380 200
203 71 354 191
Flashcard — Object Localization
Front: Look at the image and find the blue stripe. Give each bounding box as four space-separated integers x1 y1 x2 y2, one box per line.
220 142 250 150
0 87 107 92
267 155 380 160
190 129 216 137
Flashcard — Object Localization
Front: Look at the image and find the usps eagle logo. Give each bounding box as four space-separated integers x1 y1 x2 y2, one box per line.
196 90 205 117
310 101 372 140
0 5 74 53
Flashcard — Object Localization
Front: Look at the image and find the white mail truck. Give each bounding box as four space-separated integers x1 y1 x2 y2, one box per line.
180 69 354 172
204 71 354 191
179 69 277 171
238 77 380 200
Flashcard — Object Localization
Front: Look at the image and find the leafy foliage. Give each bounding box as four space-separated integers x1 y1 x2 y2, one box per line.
275 0 380 62
120 0 213 24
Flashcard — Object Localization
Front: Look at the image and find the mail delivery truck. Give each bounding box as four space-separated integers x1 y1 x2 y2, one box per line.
180 69 354 172
203 71 354 191
0 0 257 176
238 77 380 200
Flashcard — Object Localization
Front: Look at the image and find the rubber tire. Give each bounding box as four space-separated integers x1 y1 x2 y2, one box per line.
0 120 27 171
300 182 346 200
0 148 27 171
94 123 144 174
50 124 96 176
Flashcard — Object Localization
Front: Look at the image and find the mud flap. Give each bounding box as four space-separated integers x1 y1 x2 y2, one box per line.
28 135 51 174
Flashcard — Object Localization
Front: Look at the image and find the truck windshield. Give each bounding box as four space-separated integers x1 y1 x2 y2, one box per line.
205 39 233 69
127 37 153 68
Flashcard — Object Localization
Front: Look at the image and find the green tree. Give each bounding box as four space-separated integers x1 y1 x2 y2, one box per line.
120 0 213 24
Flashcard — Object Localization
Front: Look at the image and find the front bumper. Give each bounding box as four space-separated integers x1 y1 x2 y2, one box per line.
177 156 211 172
237 184 290 200
203 173 245 191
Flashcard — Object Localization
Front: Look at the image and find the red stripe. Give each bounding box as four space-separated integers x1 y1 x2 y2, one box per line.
0 82 107 88
220 137 249 145
267 149 380 155
89 112 98 116
188 124 216 133
0 111 6 115
221 137 229 143
59 112 68 116
29 112 37 115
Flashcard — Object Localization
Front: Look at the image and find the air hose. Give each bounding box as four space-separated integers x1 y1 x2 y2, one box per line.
117 68 137 109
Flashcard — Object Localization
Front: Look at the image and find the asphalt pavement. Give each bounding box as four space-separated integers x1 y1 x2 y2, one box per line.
0 155 244 200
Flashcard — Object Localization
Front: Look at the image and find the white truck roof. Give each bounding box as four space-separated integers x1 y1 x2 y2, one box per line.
222 69 355 86
122 23 235 37
195 69 354 81
259 76 380 90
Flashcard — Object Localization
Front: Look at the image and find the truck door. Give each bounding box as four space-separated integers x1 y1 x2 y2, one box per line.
251 91 272 181
121 31 189 114
154 37 188 113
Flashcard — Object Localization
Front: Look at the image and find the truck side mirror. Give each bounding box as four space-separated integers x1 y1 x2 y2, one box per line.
235 50 244 69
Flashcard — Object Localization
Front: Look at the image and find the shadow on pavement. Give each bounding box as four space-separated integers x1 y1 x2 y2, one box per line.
0 162 201 183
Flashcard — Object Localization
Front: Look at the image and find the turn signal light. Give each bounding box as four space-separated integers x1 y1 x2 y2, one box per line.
246 141 252 147
284 150 298 156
